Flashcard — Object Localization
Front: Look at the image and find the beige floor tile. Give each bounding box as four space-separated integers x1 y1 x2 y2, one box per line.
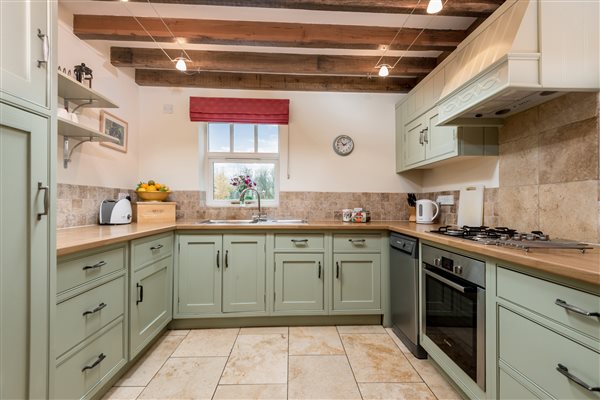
289 326 345 355
138 357 226 400
172 328 239 357
220 334 288 384
288 355 361 400
213 384 287 400
359 383 436 400
385 328 412 355
101 386 144 400
116 335 185 387
337 325 386 334
408 358 463 400
164 329 190 336
239 327 288 335
341 334 421 383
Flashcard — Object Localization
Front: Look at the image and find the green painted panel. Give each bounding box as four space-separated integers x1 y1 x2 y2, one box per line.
403 117 426 167
0 103 50 399
130 256 172 358
497 266 600 341
274 253 324 312
57 246 126 294
498 306 600 400
177 235 222 315
274 233 324 251
426 111 457 160
56 275 126 358
223 234 266 313
498 367 542 399
333 234 382 253
333 253 381 311
131 233 173 271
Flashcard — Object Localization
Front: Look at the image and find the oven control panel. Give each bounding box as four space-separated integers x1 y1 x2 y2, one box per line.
424 245 485 288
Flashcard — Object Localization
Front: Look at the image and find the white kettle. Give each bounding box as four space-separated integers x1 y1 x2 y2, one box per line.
416 199 439 224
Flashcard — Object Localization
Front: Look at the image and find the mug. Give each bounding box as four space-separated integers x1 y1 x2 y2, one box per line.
342 209 353 222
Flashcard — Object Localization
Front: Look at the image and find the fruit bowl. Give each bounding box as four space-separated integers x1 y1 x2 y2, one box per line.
136 191 171 202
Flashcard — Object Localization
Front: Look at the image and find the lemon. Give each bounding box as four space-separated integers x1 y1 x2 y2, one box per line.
137 188 147 192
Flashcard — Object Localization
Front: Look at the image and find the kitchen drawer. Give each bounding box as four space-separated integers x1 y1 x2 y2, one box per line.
333 234 381 252
498 367 542 399
275 233 324 251
131 233 173 270
499 307 600 400
55 319 126 400
56 276 126 358
58 247 126 294
497 267 600 341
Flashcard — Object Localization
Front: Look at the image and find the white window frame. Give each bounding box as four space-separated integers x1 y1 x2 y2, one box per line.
203 123 281 207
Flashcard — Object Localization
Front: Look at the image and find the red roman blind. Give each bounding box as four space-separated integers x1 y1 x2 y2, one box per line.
189 97 290 124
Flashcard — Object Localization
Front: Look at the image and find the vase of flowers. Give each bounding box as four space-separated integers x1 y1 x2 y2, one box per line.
230 174 257 204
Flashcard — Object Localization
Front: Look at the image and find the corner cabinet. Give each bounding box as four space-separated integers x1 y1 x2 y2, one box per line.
397 107 499 172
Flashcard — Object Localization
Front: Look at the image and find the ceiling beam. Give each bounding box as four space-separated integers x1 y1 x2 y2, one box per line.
135 69 418 92
73 15 467 51
105 0 505 18
111 47 437 76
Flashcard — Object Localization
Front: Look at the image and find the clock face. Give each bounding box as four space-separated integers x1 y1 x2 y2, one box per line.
333 135 354 156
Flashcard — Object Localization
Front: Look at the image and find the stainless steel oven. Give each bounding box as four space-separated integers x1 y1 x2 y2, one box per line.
422 244 486 391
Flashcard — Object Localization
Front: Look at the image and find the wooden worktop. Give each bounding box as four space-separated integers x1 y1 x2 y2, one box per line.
57 221 600 286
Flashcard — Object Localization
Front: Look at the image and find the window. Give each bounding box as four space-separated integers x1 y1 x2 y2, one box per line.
206 123 279 206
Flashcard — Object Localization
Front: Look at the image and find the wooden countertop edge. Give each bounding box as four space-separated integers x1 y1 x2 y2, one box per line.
56 221 600 286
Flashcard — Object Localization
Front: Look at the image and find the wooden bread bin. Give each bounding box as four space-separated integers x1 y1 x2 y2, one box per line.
132 201 176 223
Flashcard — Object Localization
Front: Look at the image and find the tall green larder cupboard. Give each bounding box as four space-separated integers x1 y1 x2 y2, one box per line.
0 0 57 398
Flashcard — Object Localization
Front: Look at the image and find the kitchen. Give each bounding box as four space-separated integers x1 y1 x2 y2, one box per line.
1 0 599 399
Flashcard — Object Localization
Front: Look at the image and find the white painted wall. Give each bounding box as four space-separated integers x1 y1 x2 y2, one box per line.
57 7 140 188
138 87 423 193
420 158 499 192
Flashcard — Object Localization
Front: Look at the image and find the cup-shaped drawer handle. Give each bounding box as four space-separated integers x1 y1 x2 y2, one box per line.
83 261 106 271
82 302 107 316
556 363 600 392
555 299 600 317
136 283 144 305
150 244 164 251
81 353 106 372
349 239 366 244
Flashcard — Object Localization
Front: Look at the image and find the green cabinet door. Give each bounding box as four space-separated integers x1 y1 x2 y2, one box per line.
177 235 222 315
425 111 457 160
274 253 324 312
403 117 426 167
395 104 404 172
223 234 266 313
130 256 173 358
333 253 381 311
0 103 52 399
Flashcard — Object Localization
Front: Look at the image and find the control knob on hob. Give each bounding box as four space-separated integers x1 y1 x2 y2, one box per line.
454 265 463 275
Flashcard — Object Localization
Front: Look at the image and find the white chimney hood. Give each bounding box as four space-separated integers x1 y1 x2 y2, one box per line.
437 0 599 126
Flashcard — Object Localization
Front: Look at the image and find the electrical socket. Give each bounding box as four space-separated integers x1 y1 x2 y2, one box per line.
436 195 454 205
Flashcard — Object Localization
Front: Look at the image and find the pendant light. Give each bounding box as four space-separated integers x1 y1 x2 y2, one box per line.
427 0 443 14
174 56 188 71
378 64 390 77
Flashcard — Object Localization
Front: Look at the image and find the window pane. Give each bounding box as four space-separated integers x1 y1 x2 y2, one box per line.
208 123 230 152
213 162 276 201
257 125 279 153
233 124 254 152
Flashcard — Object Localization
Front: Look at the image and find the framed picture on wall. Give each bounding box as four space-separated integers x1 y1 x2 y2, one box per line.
100 111 128 153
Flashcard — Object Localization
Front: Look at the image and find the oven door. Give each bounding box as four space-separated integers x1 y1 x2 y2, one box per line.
423 266 485 390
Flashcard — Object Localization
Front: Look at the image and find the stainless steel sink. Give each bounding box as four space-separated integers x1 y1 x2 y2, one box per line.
197 219 308 225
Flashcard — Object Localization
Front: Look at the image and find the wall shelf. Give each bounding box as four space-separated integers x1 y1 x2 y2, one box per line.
58 117 118 142
58 71 118 111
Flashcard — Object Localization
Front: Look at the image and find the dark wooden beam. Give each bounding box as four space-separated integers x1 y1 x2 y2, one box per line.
105 0 505 18
111 47 437 76
135 69 417 92
74 15 467 51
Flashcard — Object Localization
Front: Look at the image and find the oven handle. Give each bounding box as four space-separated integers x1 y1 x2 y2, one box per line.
424 268 475 293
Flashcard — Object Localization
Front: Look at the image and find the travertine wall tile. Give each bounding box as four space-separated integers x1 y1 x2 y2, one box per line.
499 135 539 187
537 92 599 133
499 107 539 144
496 185 539 232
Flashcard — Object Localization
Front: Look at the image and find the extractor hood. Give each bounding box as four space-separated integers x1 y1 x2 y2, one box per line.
436 0 599 126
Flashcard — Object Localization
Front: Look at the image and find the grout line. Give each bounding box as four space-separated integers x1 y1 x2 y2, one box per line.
210 328 240 400
337 327 364 400
287 327 290 400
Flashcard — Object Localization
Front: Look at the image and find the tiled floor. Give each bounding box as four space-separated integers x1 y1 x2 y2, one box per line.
103 326 463 400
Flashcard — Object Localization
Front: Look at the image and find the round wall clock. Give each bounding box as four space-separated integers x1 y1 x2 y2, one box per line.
333 134 354 156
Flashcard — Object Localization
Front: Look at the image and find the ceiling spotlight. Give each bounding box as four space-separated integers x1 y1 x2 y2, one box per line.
427 0 443 14
174 56 188 72
378 65 390 77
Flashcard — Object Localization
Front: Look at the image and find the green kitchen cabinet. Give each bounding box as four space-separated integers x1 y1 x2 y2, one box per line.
0 102 53 399
332 253 381 311
222 234 266 313
425 111 457 160
402 117 427 167
274 253 324 312
130 236 173 359
176 235 223 315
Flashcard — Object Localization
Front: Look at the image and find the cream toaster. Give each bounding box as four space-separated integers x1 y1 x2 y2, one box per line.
99 198 132 225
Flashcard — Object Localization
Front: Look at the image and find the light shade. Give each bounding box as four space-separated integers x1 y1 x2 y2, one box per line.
378 65 390 77
427 0 443 14
175 58 187 71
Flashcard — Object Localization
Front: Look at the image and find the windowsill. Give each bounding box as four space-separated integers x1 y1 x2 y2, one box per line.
205 201 279 208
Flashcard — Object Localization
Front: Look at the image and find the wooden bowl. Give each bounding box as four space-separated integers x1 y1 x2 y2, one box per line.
136 191 171 202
